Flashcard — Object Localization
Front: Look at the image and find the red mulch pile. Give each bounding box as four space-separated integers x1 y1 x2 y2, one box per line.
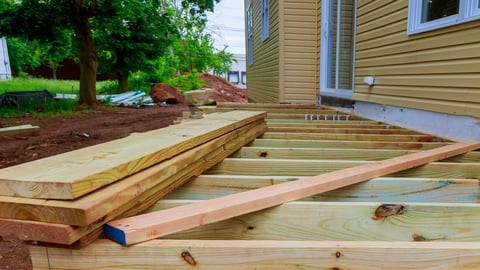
0 74 247 269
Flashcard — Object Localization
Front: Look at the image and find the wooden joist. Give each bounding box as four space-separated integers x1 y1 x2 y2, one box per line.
249 138 449 150
262 132 443 142
104 141 480 246
164 175 480 203
30 239 480 270
232 147 480 162
207 158 479 178
146 199 480 242
267 126 418 135
0 110 266 199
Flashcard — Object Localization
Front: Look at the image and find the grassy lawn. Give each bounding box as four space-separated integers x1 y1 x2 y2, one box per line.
0 78 109 94
0 78 112 118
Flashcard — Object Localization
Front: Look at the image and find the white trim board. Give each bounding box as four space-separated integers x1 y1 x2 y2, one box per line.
353 101 480 141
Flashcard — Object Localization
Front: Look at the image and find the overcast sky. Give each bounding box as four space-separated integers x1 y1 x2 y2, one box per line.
206 0 245 55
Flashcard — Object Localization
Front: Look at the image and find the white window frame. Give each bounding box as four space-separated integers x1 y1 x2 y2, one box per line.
247 4 254 65
408 0 480 35
261 0 270 41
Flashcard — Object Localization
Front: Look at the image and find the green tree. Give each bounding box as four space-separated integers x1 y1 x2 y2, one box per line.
1 0 219 105
5 37 41 76
0 0 98 105
94 0 172 92
37 29 75 80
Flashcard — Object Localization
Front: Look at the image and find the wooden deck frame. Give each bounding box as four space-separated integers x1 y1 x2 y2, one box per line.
21 102 480 268
104 141 479 246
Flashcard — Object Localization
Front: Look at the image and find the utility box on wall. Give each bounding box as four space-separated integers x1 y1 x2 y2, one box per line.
0 37 12 81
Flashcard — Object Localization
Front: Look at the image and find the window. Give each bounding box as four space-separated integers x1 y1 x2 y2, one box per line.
408 0 480 34
247 4 254 65
261 0 270 40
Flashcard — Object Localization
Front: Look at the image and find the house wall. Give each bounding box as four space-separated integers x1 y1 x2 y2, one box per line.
245 0 280 103
280 0 319 103
353 0 480 118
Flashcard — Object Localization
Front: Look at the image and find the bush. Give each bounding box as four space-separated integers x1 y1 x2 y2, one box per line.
167 71 206 92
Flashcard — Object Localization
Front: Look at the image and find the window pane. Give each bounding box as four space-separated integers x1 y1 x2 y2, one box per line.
421 0 459 23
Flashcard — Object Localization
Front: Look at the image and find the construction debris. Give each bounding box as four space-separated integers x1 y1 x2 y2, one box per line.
0 124 39 138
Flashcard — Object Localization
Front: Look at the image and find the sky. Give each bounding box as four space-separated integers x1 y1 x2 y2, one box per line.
206 0 246 55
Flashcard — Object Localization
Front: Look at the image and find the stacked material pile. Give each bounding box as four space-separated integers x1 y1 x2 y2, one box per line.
0 110 267 248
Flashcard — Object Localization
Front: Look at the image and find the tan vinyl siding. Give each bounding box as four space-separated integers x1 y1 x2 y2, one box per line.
281 0 318 103
353 0 480 118
246 0 280 103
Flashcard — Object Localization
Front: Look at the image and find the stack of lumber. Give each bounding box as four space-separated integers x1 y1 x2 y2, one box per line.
0 110 267 248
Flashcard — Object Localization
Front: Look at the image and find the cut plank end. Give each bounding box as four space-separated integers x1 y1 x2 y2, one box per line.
103 224 128 246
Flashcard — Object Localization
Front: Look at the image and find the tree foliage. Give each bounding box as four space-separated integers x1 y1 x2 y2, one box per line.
0 0 235 104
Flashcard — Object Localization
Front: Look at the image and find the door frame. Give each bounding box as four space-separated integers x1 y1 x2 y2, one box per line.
320 0 357 99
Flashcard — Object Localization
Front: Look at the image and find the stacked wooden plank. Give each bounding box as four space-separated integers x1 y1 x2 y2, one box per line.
29 103 480 269
0 110 267 247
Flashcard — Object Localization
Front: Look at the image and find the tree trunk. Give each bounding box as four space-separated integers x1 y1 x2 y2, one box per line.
117 71 129 93
52 67 57 80
69 0 98 106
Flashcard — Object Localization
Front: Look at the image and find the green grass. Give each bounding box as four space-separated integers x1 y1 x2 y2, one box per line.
0 78 110 118
0 78 109 94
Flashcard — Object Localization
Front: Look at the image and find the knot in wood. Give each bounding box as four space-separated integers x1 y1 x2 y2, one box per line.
181 251 197 266
374 204 406 219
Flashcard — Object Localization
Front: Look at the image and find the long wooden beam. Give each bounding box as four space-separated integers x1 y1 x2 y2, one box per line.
164 175 480 203
262 132 444 142
249 138 449 150
145 200 480 241
30 239 480 270
206 158 479 178
104 141 480 246
0 111 266 199
268 126 418 135
232 147 480 162
267 122 404 129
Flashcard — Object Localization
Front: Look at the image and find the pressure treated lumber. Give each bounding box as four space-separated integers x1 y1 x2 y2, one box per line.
262 131 444 142
30 239 480 270
233 147 480 162
104 141 480 246
0 124 39 138
0 121 267 245
164 175 480 203
146 200 480 241
267 126 418 135
0 119 266 226
207 158 479 178
0 110 266 199
249 138 449 150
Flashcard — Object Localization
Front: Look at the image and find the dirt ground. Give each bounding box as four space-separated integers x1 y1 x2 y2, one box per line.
0 74 247 269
